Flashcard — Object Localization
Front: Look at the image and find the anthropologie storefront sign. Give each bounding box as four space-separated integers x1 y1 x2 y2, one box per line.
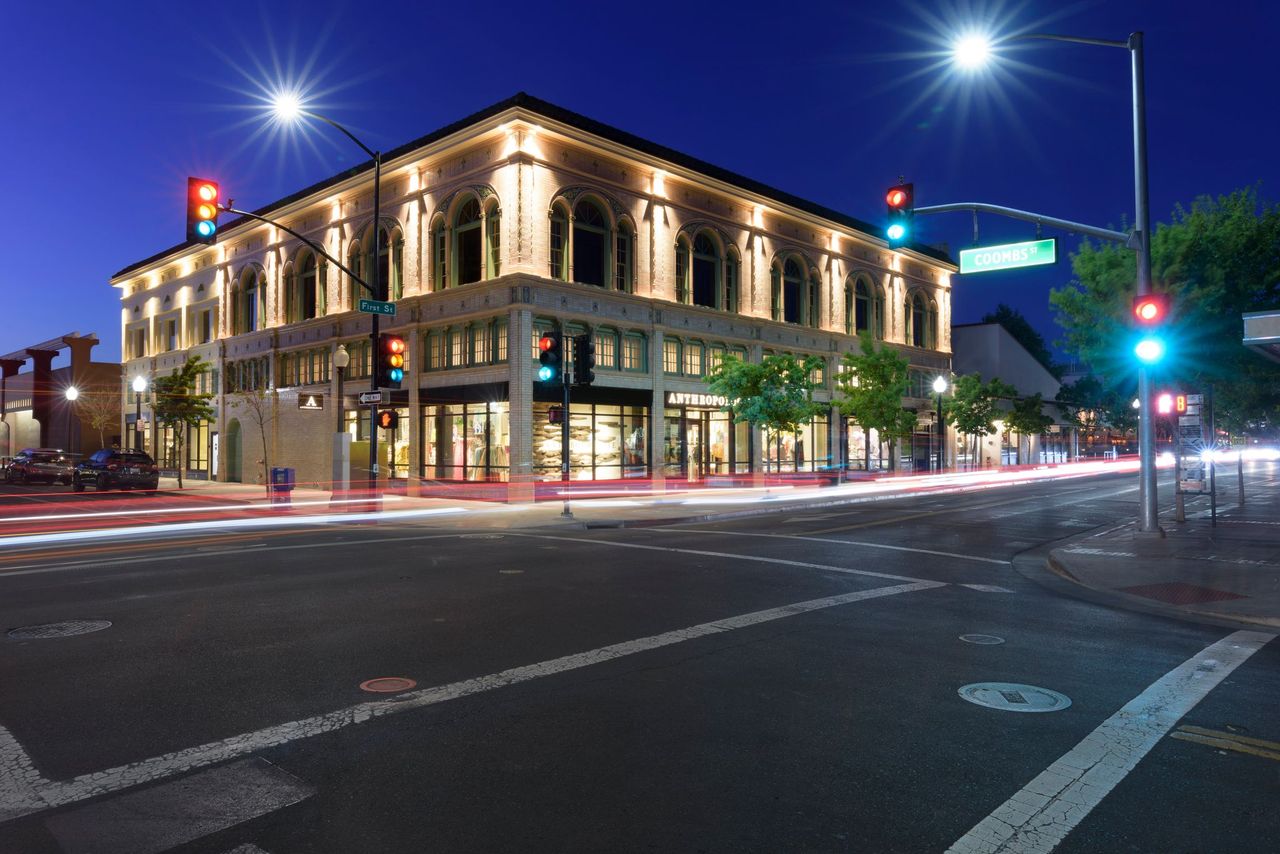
666 392 729 408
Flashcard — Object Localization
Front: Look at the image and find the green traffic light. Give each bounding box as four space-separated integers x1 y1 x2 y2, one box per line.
538 365 555 382
887 223 906 241
1134 336 1165 364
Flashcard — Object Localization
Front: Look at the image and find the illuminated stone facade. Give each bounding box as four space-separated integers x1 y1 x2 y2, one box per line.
111 94 956 488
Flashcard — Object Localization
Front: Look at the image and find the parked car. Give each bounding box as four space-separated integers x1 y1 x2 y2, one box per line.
73 449 160 493
5 448 73 485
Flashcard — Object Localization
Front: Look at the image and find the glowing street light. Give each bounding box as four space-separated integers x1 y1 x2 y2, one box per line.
271 90 303 123
952 34 993 69
933 376 949 472
64 386 79 455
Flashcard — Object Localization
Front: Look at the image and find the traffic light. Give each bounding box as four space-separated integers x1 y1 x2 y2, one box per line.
187 177 220 245
1156 392 1173 415
377 410 398 431
378 333 406 389
1131 293 1169 364
885 182 914 248
573 333 595 387
537 330 562 384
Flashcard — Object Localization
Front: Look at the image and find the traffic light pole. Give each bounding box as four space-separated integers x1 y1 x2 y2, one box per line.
561 348 572 518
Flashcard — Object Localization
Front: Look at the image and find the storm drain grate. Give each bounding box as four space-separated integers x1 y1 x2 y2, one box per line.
958 682 1071 713
1118 582 1245 605
959 634 1006 645
8 620 112 640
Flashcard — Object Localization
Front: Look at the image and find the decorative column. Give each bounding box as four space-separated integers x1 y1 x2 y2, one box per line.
507 307 534 503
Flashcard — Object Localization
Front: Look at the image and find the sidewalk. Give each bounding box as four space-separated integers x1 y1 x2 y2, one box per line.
1045 466 1280 629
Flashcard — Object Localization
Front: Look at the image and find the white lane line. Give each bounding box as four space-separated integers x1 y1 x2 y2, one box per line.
0 724 53 822
0 532 469 578
946 630 1276 854
507 532 932 581
44 757 312 854
0 506 465 549
657 528 1012 566
0 580 945 823
223 846 271 854
960 584 1015 593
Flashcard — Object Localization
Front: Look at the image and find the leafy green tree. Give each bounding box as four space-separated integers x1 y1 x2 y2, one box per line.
151 356 216 488
708 352 825 470
834 334 916 471
1004 393 1054 464
1051 187 1280 434
945 373 1015 469
981 304 1061 378
1057 376 1137 436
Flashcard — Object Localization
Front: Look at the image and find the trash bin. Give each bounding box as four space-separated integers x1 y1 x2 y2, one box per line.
270 466 296 506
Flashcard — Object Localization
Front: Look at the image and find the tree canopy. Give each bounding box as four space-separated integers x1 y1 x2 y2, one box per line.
152 355 215 487
1050 186 1280 434
834 334 918 469
708 353 825 436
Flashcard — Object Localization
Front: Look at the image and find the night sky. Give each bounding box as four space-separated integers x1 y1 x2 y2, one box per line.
3 0 1275 364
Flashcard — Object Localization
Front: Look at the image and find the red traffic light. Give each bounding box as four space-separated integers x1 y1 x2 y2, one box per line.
186 177 220 245
1156 393 1173 415
377 410 398 430
1132 293 1169 325
886 188 908 208
539 334 556 352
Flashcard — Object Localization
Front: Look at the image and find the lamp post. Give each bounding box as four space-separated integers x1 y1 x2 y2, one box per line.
953 31 1160 532
274 96 383 494
132 375 147 452
332 344 351 496
932 376 948 472
64 386 79 456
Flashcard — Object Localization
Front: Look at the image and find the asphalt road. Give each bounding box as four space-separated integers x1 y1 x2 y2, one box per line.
1 471 1276 853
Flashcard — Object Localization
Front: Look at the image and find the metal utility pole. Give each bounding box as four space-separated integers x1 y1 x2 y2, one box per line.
561 337 573 518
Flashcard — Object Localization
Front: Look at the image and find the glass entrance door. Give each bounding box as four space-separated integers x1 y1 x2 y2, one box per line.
684 418 703 481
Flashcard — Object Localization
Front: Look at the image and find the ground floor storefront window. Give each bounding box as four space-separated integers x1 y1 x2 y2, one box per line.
152 420 212 477
764 414 830 473
662 407 749 478
422 402 510 481
533 402 647 481
345 408 411 479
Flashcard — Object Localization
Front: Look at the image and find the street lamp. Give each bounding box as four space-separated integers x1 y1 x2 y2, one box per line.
951 29 1161 533
273 95 384 492
932 376 948 472
64 386 79 456
334 344 350 433
132 375 147 452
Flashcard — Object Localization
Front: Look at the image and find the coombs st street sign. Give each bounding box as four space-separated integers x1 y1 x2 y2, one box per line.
959 238 1057 275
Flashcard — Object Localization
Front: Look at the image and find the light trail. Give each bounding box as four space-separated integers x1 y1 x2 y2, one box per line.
0 495 405 527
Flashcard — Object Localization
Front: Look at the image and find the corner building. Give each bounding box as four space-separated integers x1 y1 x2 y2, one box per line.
112 94 956 493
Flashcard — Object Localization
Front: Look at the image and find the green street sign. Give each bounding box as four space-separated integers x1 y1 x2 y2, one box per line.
357 298 396 316
959 238 1057 275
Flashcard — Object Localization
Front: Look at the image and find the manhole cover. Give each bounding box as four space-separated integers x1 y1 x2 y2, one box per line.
958 682 1071 713
959 634 1005 645
460 534 504 540
7 620 112 640
359 677 417 694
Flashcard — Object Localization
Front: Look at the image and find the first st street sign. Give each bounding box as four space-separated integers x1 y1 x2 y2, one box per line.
959 238 1057 275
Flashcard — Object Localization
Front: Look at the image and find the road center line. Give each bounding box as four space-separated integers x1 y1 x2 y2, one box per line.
945 629 1276 854
0 580 945 823
656 528 1012 566
506 532 930 582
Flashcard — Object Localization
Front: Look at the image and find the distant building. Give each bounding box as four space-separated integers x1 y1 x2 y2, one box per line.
0 333 121 459
110 93 956 490
951 322 1072 465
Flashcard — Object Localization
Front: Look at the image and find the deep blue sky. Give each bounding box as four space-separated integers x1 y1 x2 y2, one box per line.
3 0 1275 364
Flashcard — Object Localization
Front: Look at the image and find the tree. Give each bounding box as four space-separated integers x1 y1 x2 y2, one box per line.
981 304 1062 378
76 389 120 450
1051 186 1280 434
151 356 216 488
945 373 1015 469
1004 393 1054 464
834 334 916 471
1057 375 1137 436
708 352 825 471
232 387 277 493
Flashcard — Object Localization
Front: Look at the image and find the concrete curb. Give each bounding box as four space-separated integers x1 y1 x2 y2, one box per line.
1010 542 1280 632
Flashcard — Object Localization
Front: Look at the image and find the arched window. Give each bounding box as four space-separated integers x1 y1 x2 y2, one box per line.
615 221 634 292
283 263 298 325
847 274 880 338
691 233 720 308
431 215 447 291
299 252 319 319
675 236 690 303
782 258 805 324
485 200 501 279
907 291 933 347
233 268 264 335
549 203 568 281
572 199 609 286
454 199 483 286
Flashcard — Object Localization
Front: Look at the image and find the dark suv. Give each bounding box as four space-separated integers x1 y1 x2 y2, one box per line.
5 448 73 485
73 449 160 493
